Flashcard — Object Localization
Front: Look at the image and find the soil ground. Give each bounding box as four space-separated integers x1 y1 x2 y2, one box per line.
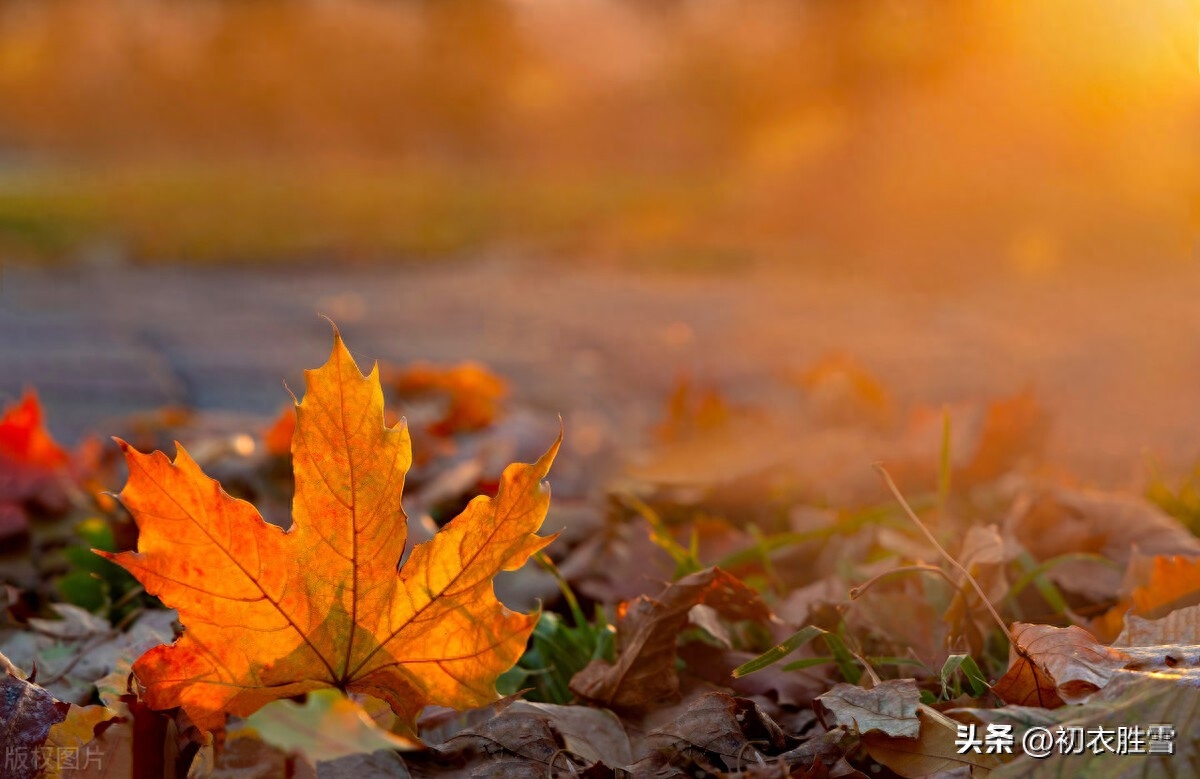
2 256 1198 489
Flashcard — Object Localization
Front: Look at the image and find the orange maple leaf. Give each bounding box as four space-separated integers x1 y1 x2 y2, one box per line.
100 331 559 734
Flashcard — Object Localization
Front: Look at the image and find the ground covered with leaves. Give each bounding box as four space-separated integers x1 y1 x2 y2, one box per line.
3 329 1199 778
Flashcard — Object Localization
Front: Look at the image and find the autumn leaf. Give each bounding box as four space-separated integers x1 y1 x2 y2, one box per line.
243 689 416 762
863 704 1003 778
1 671 72 779
392 360 509 435
0 390 71 474
100 330 560 733
813 680 920 739
0 390 72 542
1130 555 1200 619
570 568 769 710
993 623 1130 707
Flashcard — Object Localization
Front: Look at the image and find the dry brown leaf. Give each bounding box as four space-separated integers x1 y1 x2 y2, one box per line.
570 568 770 710
991 650 1065 709
862 704 1003 778
640 693 787 775
992 673 1200 778
0 672 72 779
814 680 921 739
1006 488 1200 601
994 623 1130 706
411 704 622 777
1115 602 1200 648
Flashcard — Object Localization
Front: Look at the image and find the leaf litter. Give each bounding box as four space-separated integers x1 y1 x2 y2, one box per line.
2 338 1200 777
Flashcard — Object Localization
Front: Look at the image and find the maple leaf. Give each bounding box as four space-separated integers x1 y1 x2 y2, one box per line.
99 330 559 733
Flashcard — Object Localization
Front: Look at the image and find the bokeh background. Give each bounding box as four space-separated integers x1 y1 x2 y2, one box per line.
2 0 1200 489
0 0 1196 271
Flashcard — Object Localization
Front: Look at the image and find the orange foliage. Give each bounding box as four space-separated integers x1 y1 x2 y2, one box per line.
0 390 70 472
392 361 508 436
1131 555 1200 620
101 331 558 733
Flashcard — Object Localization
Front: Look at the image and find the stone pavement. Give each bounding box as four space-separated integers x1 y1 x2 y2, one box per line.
2 256 1199 487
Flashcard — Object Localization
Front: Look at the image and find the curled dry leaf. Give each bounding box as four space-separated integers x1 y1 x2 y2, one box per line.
99 330 559 733
570 567 770 710
994 623 1131 707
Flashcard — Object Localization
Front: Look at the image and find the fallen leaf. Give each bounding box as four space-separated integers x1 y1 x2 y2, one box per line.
392 361 508 435
814 679 921 739
994 623 1130 706
0 671 72 779
412 703 622 777
990 649 1064 709
243 689 416 762
197 734 302 779
316 748 410 779
1130 555 1200 619
862 703 1003 778
507 701 633 767
944 525 1012 657
100 330 559 733
0 389 71 474
41 704 120 779
1116 602 1200 646
0 390 73 545
0 607 177 705
992 673 1200 778
639 693 786 775
1006 488 1200 601
570 568 770 709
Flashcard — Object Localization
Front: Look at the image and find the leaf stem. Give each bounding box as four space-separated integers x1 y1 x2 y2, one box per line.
872 463 1012 647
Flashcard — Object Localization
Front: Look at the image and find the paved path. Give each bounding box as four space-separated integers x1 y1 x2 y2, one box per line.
2 257 1199 487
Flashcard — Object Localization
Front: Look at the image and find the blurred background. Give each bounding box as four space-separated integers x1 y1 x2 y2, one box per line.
1 0 1199 488
0 0 1195 271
